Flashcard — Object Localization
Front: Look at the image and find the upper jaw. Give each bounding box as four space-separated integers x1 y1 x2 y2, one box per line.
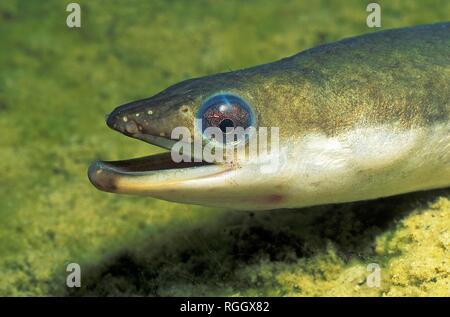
105 97 153 130
132 133 180 151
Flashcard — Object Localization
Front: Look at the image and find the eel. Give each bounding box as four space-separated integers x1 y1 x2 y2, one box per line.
88 22 450 210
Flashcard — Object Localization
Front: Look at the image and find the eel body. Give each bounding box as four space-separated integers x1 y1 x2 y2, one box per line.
88 23 450 210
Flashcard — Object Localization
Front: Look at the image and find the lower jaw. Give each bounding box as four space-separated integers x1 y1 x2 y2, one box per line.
87 151 222 194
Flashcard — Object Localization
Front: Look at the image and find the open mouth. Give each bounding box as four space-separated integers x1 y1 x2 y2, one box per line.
87 133 223 194
90 151 213 174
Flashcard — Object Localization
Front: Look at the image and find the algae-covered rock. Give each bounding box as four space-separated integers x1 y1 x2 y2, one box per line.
67 190 449 297
0 0 448 296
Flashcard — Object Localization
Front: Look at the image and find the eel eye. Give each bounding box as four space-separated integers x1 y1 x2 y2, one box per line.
197 94 255 144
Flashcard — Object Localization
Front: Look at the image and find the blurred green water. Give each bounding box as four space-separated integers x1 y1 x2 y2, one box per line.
0 0 449 296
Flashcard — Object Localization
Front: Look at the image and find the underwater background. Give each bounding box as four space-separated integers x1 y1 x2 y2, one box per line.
0 0 448 296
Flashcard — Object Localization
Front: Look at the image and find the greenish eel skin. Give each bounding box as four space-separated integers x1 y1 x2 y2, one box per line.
89 22 450 210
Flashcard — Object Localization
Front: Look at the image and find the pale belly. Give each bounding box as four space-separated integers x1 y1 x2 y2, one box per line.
282 123 450 208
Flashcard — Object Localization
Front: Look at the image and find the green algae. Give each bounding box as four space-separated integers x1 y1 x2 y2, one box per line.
0 0 448 296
